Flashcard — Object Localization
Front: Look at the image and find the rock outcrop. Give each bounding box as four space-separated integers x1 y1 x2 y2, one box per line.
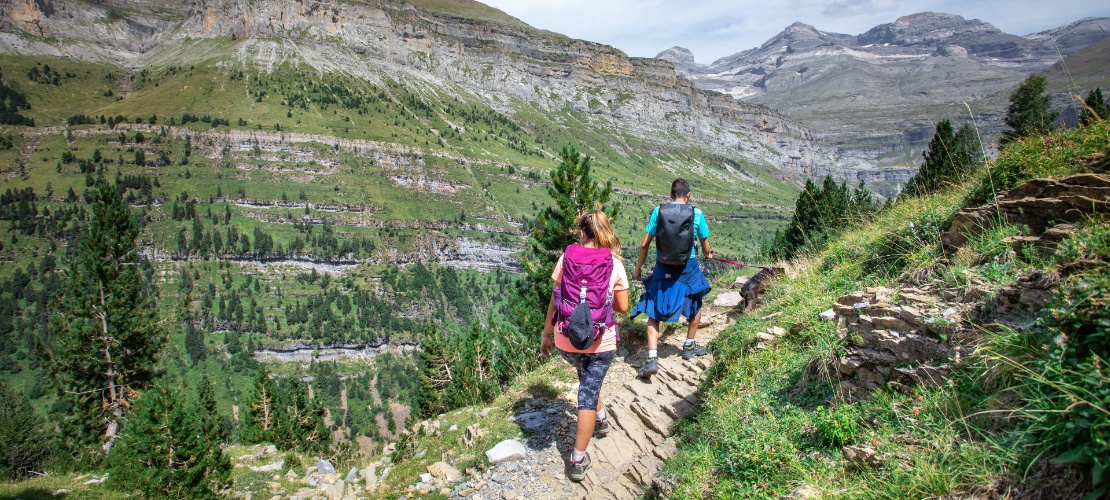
818 287 970 402
942 173 1110 248
0 0 846 179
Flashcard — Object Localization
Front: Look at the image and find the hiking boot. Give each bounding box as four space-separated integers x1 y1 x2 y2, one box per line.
683 341 708 360
567 452 591 482
594 417 610 437
637 357 659 378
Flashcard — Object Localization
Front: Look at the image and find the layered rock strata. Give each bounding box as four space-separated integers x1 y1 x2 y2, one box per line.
825 287 969 402
942 173 1110 248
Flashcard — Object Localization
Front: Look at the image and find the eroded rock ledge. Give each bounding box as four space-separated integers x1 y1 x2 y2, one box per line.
818 287 973 403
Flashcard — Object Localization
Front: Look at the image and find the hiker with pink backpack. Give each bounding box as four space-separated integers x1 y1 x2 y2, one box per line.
539 210 630 482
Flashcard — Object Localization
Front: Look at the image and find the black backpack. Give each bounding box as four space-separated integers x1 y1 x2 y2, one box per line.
655 203 695 266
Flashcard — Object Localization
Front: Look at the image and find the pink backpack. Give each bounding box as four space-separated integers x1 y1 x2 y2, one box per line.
553 244 616 350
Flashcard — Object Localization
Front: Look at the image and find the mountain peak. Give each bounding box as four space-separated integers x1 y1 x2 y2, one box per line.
656 46 696 65
859 12 1001 46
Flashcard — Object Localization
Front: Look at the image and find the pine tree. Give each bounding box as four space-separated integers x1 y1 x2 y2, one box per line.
953 123 984 166
243 368 279 444
904 120 983 198
516 145 620 336
770 175 879 260
184 321 206 366
416 326 451 418
905 120 959 196
0 380 49 480
274 378 329 453
43 182 165 455
109 379 230 498
1079 88 1107 126
1001 74 1058 145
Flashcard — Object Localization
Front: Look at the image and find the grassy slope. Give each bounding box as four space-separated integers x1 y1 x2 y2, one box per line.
1 50 795 263
1042 37 1110 94
0 40 797 494
661 119 1110 498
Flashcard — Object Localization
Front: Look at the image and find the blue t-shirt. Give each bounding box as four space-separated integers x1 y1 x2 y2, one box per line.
645 202 709 258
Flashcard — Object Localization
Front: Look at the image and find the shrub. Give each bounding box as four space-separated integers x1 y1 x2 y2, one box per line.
0 380 49 480
812 404 861 448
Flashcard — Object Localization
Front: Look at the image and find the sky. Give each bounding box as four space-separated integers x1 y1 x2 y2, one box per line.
479 0 1110 64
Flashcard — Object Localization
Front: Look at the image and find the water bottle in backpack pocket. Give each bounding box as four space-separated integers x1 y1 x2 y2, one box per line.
553 244 616 350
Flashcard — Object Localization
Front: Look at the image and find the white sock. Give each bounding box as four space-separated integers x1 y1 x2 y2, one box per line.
647 350 657 359
596 408 607 421
684 339 695 346
573 448 587 461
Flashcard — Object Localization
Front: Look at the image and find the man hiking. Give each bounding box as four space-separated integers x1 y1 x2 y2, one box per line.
631 178 713 379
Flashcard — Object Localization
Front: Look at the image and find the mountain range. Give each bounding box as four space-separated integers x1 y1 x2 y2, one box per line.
2 1 1109 226
658 13 1110 190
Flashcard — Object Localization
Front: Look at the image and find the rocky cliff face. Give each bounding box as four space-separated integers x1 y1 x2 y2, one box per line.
0 0 848 181
659 13 1110 183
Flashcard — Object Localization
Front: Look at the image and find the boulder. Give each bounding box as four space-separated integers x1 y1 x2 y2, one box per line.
345 467 358 482
818 308 836 321
249 461 284 473
362 465 378 491
513 411 547 431
427 462 462 483
822 287 967 402
713 291 744 308
315 460 337 475
781 485 820 499
943 174 1110 248
463 424 485 446
485 439 528 464
842 445 883 470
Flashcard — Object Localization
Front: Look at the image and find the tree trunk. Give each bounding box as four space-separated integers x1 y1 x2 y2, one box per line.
99 284 122 455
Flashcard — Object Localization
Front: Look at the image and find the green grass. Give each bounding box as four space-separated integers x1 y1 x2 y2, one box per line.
659 120 1110 498
2 40 799 497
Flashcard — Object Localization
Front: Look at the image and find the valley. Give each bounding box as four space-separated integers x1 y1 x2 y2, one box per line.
1 0 1108 498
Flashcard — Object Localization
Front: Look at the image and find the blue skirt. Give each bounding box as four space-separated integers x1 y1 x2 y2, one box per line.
631 258 712 322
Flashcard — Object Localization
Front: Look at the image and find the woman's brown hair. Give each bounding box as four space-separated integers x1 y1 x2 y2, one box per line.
577 210 622 260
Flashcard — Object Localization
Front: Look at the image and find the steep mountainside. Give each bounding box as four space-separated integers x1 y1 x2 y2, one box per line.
659 13 1110 190
0 0 844 183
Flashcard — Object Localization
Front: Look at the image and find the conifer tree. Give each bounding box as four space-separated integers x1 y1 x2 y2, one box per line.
517 146 620 333
108 379 230 498
1001 74 1058 145
184 321 206 366
904 120 982 197
954 123 984 166
243 368 279 443
274 378 330 453
905 119 959 196
43 182 165 455
416 326 451 418
770 175 878 260
1079 88 1107 126
243 369 330 452
0 380 49 480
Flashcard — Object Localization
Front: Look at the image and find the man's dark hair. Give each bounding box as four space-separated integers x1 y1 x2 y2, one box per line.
671 178 691 199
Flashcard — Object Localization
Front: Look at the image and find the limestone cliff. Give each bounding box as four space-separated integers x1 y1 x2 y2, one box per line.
0 0 847 181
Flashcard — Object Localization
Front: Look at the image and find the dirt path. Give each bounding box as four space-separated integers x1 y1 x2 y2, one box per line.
461 303 736 500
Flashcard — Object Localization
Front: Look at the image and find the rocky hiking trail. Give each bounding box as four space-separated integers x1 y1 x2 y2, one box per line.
443 302 741 500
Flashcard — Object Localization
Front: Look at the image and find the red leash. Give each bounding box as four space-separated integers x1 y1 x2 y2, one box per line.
707 257 766 269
